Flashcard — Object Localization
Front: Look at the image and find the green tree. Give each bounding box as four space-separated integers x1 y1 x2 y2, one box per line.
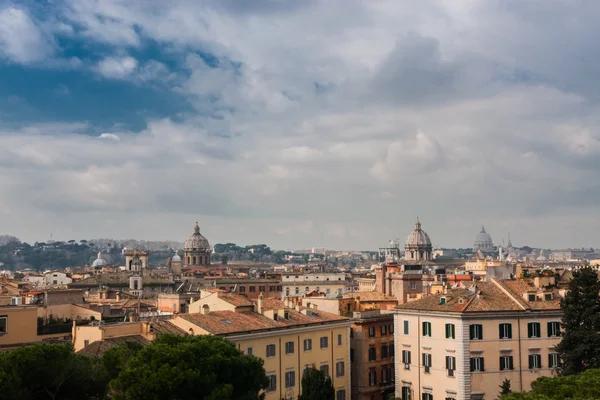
102 341 144 381
0 343 106 400
502 368 600 399
298 367 335 400
109 335 267 400
499 378 512 397
555 266 600 375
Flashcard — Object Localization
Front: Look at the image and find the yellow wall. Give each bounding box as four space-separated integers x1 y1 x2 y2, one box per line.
228 325 350 400
188 293 236 314
37 304 101 321
0 306 39 348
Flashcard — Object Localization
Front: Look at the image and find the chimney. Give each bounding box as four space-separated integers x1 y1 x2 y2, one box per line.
443 284 448 294
295 304 301 312
202 304 210 315
257 293 263 314
311 304 318 311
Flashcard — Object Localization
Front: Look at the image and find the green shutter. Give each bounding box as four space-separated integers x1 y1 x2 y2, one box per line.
481 357 485 371
528 323 533 338
452 324 455 339
470 325 474 339
508 323 512 338
499 324 503 338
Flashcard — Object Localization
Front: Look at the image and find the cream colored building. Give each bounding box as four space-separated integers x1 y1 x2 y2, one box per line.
394 279 562 400
282 272 349 297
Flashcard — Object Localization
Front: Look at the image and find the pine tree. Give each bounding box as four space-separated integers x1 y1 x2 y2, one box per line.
298 367 335 400
499 378 511 398
556 266 600 375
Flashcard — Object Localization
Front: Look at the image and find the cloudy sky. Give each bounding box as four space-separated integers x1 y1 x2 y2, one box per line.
0 0 598 250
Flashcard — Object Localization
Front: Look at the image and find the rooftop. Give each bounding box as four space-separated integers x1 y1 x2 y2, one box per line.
76 335 150 357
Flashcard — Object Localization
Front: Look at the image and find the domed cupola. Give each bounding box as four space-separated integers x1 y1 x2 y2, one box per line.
92 251 107 267
473 225 494 252
404 218 433 261
183 222 211 267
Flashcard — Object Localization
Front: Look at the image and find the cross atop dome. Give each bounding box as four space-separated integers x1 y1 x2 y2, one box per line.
194 221 200 233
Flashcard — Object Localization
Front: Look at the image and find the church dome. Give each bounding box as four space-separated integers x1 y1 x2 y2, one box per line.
92 251 107 267
184 222 211 251
405 218 432 247
473 226 493 252
172 249 181 262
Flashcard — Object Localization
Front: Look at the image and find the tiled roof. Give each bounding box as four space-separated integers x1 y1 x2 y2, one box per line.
179 308 347 335
217 292 254 307
496 280 562 310
257 298 287 310
396 281 522 313
76 335 150 357
148 320 187 336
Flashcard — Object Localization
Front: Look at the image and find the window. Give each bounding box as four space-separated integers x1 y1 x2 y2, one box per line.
401 387 411 400
266 344 276 357
389 343 394 358
369 326 376 337
53 280 57 285
320 364 329 377
304 338 312 351
547 321 561 337
499 323 512 339
403 320 410 335
410 281 417 289
390 323 394 334
249 286 256 292
350 348 355 362
338 334 343 346
422 394 433 400
548 353 560 368
84 340 89 347
381 344 389 359
544 293 552 301
423 353 432 373
368 347 376 361
528 322 541 338
446 356 456 377
470 357 485 372
336 390 346 400
528 294 536 302
422 321 432 337
320 336 329 349
350 328 354 338
285 341 294 354
445 323 455 339
285 371 295 388
285 288 290 296
529 354 542 369
295 287 300 294
381 365 389 382
369 369 377 386
267 374 276 392
336 361 345 377
0 316 7 334
259 286 265 292
470 324 483 340
239 286 246 293
500 355 514 370
381 325 387 335
269 286 275 292
247 347 253 355
402 350 411 369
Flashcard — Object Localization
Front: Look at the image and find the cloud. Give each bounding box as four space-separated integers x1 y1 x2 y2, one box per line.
0 7 55 63
2 1 600 249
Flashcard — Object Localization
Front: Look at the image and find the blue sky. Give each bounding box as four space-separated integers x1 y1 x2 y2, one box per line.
0 0 599 250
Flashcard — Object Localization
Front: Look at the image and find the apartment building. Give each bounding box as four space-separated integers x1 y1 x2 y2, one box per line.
171 293 352 400
282 272 349 297
350 310 395 400
394 279 562 400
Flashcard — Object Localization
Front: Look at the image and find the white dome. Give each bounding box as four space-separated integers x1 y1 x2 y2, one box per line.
473 226 493 252
405 219 431 247
184 222 211 251
172 250 181 262
92 251 107 267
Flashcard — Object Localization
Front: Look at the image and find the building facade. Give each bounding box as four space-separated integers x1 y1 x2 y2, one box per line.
350 310 395 400
183 222 211 267
394 279 562 400
282 272 348 297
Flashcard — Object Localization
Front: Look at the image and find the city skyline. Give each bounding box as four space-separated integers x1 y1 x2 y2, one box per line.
1 2 599 249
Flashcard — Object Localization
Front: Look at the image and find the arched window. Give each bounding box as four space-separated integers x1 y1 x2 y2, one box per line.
129 260 133 270
133 280 139 290
419 250 424 259
187 257 190 264
192 256 197 264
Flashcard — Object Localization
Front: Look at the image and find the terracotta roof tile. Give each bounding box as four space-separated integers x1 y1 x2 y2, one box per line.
76 335 150 357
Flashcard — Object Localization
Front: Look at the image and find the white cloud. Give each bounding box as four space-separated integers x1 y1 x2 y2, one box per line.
95 56 138 79
0 7 55 63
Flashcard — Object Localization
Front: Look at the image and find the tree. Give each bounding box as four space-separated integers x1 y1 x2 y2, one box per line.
109 335 267 400
502 368 600 399
499 378 512 398
555 266 600 375
298 367 335 400
102 341 144 381
0 343 106 400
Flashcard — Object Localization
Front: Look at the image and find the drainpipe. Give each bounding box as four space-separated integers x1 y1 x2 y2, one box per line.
518 318 523 391
417 315 421 400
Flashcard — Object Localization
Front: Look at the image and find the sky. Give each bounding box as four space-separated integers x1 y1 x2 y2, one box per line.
0 0 599 250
